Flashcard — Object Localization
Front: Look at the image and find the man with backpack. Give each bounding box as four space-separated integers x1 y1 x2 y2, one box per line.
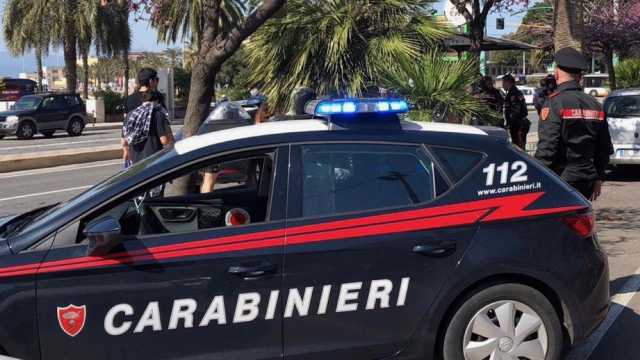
122 68 174 165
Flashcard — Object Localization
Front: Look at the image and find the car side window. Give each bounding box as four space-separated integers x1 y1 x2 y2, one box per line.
72 150 276 243
295 143 434 218
429 146 484 183
41 97 55 109
64 95 80 106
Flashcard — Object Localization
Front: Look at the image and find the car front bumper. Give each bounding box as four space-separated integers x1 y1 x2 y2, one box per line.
610 145 640 165
0 124 17 136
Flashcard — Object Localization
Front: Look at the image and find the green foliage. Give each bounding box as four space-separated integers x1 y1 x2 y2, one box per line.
616 58 640 89
246 0 449 112
382 51 494 123
174 66 191 100
94 88 125 114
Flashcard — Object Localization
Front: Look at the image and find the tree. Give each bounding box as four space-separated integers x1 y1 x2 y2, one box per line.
382 51 496 123
246 0 448 112
584 0 640 89
615 58 640 88
152 1 246 50
163 48 183 68
553 0 584 51
134 0 287 139
94 0 132 98
3 0 51 92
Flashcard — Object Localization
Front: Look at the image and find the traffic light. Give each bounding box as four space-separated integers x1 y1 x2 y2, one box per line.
496 18 505 30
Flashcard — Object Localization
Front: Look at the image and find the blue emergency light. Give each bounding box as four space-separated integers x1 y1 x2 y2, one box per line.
305 98 409 117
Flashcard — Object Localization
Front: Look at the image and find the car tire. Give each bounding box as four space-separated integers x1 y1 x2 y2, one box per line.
442 283 563 360
590 90 598 97
67 117 84 136
16 121 36 140
41 130 55 138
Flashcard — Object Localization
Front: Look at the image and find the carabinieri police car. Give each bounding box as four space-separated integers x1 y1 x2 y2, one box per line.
0 99 608 360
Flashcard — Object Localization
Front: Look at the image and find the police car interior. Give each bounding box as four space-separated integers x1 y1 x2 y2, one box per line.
0 98 608 360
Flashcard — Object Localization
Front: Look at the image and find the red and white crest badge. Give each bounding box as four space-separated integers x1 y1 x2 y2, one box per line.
57 304 86 337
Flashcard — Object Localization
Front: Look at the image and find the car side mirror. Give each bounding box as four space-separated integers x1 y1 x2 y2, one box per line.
84 216 123 257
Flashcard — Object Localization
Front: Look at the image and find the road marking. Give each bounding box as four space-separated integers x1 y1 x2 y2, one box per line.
0 185 92 202
0 137 120 151
0 160 121 179
565 266 640 360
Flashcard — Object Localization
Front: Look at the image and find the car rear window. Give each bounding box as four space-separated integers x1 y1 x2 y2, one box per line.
605 95 640 117
429 146 484 183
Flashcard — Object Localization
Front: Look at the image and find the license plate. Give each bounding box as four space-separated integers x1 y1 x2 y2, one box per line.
619 149 640 157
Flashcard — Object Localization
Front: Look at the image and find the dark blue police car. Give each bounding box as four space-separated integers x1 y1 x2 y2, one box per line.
0 99 608 360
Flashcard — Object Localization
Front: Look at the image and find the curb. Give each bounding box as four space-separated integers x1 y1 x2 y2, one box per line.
0 145 122 173
84 124 122 132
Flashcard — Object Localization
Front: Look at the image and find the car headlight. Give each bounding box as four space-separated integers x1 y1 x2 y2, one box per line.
5 115 19 125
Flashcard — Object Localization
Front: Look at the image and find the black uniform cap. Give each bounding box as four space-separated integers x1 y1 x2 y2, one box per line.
554 47 589 74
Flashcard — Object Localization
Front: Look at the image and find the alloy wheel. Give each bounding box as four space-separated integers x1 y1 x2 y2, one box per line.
462 300 548 360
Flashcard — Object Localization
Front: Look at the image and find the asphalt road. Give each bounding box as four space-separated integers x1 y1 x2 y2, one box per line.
0 158 639 359
0 126 182 156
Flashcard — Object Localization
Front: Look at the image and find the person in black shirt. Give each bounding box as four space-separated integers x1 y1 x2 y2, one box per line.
502 74 531 149
122 68 170 163
476 76 504 126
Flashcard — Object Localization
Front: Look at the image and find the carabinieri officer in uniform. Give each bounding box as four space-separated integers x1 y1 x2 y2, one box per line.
535 47 613 200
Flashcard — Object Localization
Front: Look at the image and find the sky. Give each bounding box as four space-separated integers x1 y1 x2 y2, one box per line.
0 0 525 77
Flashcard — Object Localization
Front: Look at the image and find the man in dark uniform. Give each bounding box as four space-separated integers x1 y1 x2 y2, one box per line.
502 74 531 148
535 47 614 200
477 76 504 126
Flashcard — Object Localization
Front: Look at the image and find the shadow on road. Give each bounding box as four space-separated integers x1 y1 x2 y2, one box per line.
607 166 640 182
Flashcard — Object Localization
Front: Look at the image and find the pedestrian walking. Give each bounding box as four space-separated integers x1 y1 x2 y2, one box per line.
502 74 531 149
535 47 614 200
533 75 557 116
476 75 504 126
122 90 174 164
121 68 167 164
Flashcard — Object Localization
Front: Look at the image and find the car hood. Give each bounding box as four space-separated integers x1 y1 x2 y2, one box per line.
0 214 19 228
0 109 34 120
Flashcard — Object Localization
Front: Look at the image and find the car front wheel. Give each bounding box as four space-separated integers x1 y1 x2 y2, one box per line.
16 121 36 140
67 117 84 136
442 283 563 360
590 90 598 97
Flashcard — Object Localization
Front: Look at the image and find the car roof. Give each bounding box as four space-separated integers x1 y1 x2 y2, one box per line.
174 119 488 155
608 88 640 97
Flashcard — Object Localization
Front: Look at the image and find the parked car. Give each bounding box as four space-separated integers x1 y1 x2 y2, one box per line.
0 93 87 140
519 86 535 105
604 88 640 165
0 98 608 360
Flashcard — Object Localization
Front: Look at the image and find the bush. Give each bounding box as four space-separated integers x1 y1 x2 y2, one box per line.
616 58 640 89
94 89 125 114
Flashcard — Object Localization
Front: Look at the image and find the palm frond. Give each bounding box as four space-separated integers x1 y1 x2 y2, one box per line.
246 0 449 112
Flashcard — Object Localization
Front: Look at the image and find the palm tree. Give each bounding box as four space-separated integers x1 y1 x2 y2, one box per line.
152 0 247 50
245 0 449 112
94 0 131 97
3 0 51 92
382 51 494 123
553 0 584 51
77 0 97 98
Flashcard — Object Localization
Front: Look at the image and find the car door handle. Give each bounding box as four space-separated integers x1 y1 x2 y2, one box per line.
413 242 457 257
228 262 277 279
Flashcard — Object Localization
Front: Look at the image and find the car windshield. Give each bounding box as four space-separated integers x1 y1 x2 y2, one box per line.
605 95 640 117
13 96 42 110
7 148 175 241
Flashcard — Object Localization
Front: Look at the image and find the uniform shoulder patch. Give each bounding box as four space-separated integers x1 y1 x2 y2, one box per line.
541 107 550 121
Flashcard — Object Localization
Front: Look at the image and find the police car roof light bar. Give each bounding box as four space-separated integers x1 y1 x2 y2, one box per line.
305 98 409 117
